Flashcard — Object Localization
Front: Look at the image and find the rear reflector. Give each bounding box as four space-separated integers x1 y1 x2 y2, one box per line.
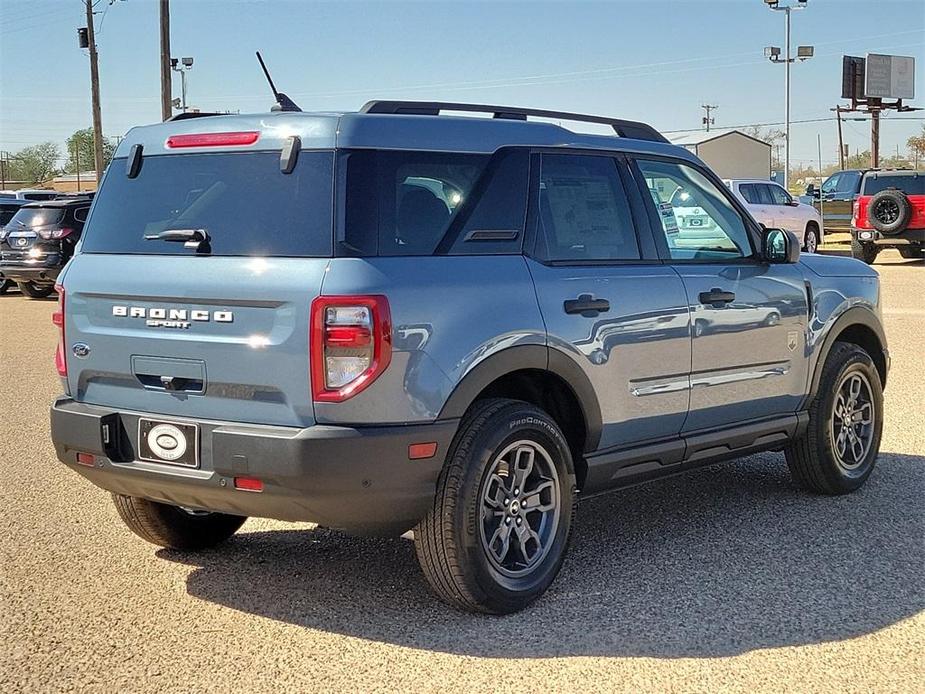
408 442 438 460
233 476 264 492
76 452 95 467
52 284 66 378
166 131 260 149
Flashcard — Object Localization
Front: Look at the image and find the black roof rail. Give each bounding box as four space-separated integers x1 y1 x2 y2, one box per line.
359 100 669 144
167 112 227 122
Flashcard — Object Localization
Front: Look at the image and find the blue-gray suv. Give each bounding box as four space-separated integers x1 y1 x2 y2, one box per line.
50 102 889 613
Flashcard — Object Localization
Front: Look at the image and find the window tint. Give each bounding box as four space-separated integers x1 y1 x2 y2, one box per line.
6 206 65 228
768 184 791 205
753 184 774 205
862 174 925 196
535 154 639 262
638 159 753 260
835 171 862 195
821 173 840 194
81 151 333 256
343 150 488 256
739 184 758 204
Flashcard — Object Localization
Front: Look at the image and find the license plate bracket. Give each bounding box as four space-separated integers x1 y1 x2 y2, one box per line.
137 418 199 467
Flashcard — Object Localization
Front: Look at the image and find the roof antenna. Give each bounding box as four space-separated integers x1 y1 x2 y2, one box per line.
256 51 302 112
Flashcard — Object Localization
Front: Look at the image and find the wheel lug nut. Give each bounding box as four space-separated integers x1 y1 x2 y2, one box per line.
516 517 523 525
514 488 520 495
505 517 512 525
504 498 510 505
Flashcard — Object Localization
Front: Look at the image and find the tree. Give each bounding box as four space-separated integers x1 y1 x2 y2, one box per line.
8 142 61 184
907 125 925 167
65 127 115 174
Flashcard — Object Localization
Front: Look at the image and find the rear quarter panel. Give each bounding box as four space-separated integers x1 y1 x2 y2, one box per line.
316 256 546 424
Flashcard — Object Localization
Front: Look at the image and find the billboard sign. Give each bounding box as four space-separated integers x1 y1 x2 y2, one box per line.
865 54 915 99
841 56 865 100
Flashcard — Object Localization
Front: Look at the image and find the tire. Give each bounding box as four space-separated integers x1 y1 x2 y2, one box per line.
16 281 54 298
868 189 912 234
851 237 879 265
0 279 11 295
784 342 883 495
802 223 820 254
112 494 247 550
414 398 576 614
898 245 924 260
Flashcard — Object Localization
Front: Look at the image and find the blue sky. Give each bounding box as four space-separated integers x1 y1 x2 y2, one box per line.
1 0 923 170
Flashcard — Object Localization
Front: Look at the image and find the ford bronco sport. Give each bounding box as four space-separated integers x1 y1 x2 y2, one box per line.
50 102 889 614
851 169 925 264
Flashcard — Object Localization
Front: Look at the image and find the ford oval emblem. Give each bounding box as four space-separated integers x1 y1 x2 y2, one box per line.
72 342 91 359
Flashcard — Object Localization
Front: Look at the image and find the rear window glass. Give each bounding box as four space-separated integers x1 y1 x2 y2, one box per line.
862 174 925 196
6 206 65 228
80 151 334 256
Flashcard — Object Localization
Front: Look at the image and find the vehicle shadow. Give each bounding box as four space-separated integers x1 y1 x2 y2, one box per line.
167 451 924 658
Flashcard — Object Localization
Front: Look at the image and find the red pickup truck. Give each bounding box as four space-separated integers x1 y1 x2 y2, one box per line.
852 170 925 264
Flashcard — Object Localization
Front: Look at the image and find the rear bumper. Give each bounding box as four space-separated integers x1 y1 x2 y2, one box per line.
0 263 61 284
50 398 458 535
852 228 925 245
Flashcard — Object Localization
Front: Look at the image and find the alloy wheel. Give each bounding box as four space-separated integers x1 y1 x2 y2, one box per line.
831 371 875 472
478 440 561 578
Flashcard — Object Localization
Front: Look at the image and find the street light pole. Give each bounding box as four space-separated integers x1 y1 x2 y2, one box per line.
763 0 811 191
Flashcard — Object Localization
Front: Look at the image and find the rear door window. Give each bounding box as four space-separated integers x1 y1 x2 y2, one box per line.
739 184 758 204
535 154 639 262
80 151 334 256
755 184 775 205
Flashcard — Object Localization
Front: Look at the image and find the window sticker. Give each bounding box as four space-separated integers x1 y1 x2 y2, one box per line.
658 201 679 235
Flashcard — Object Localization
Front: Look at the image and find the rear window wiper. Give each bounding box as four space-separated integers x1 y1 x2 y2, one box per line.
144 228 211 252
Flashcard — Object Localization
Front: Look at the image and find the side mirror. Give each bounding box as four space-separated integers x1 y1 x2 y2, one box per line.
787 199 800 207
763 227 800 264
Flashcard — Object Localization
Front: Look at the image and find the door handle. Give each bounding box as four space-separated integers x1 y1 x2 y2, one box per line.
699 288 735 307
564 294 610 316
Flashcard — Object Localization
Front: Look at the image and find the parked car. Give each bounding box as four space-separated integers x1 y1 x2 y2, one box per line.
851 169 925 264
726 179 824 253
802 169 874 234
0 199 28 294
49 102 888 614
0 189 60 201
0 198 92 297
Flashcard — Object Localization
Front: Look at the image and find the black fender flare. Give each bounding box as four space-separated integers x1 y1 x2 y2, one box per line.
806 306 888 402
437 344 603 453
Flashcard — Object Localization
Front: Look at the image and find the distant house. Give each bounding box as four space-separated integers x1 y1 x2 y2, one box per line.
47 171 98 193
669 129 771 180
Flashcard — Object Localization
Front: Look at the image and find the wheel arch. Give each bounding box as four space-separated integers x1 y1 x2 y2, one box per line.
808 307 888 402
438 345 603 487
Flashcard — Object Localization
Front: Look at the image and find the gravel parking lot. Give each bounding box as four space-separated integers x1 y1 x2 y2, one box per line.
2 252 922 693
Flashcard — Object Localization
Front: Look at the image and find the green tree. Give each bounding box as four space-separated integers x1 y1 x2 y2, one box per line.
65 128 115 174
8 142 61 184
907 125 925 167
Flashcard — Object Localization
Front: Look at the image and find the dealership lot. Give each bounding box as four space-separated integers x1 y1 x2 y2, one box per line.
1 252 922 692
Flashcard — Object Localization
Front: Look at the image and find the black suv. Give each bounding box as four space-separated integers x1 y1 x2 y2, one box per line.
0 198 92 298
803 169 869 234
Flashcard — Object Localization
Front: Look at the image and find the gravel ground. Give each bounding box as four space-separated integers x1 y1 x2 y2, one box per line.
2 252 922 693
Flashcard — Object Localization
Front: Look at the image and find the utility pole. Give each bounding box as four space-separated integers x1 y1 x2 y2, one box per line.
84 0 104 183
75 143 81 193
817 133 822 174
832 105 846 170
701 104 717 131
870 101 881 168
159 0 172 121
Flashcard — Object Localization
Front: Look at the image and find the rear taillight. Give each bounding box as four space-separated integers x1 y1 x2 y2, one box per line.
310 296 392 402
37 227 73 240
52 284 66 377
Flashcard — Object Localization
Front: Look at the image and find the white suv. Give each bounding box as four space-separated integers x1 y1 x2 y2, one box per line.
725 179 823 253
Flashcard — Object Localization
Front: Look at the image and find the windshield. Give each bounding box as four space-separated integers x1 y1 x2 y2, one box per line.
5 206 65 228
80 151 334 256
